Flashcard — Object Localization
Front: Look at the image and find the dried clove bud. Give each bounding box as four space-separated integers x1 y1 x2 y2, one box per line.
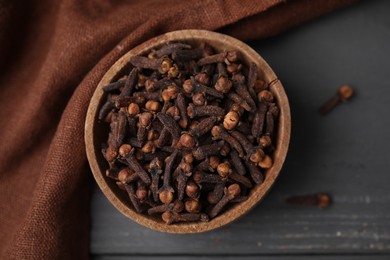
178 133 196 149
286 193 332 209
161 85 179 101
145 100 161 112
209 184 241 218
185 180 200 198
211 125 244 158
128 103 140 116
319 84 354 115
184 198 201 213
258 155 273 169
217 161 231 179
223 111 240 130
162 211 209 224
158 150 178 204
258 135 272 148
192 93 206 106
147 203 174 215
258 90 274 103
187 103 225 118
99 41 280 224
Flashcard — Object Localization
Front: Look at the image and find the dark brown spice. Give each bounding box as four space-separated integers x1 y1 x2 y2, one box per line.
154 43 192 58
251 103 267 139
258 90 274 103
208 156 220 172
178 133 196 149
120 68 139 97
141 140 156 154
286 193 332 209
245 161 264 184
258 155 273 169
229 131 254 156
134 92 162 102
117 167 139 184
247 62 258 100
223 111 239 130
156 127 170 148
215 162 230 180
123 149 151 185
231 195 248 203
172 200 185 213
211 126 244 158
187 103 225 118
176 93 189 128
184 78 224 99
197 52 226 66
234 81 256 111
172 48 204 62
162 211 209 225
99 41 280 224
209 184 241 218
105 168 119 180
185 180 200 199
165 106 180 121
188 116 218 138
129 56 159 70
319 84 354 115
157 113 181 146
98 99 115 121
214 62 233 93
226 63 242 74
148 158 163 202
115 95 145 108
147 203 174 215
192 142 222 160
258 135 272 148
184 198 201 213
158 150 178 204
176 168 187 201
196 158 212 172
136 182 148 202
207 182 225 204
227 92 253 112
161 85 178 101
102 79 126 92
265 111 274 136
192 93 206 106
124 183 142 213
128 103 140 117
229 150 246 175
193 171 223 184
229 172 252 188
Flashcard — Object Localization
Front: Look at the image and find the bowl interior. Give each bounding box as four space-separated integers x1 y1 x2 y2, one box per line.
85 29 291 233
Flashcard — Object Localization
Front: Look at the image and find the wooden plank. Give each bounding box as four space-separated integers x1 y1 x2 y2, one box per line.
90 0 390 256
91 189 390 254
93 255 390 260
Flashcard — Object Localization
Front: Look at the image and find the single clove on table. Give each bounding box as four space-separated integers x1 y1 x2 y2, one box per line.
99 41 280 224
285 193 332 209
319 84 354 115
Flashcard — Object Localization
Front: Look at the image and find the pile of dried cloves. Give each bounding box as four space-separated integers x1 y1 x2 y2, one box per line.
99 42 279 224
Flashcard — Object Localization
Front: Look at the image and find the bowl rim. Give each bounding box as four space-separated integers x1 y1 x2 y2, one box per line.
85 29 291 233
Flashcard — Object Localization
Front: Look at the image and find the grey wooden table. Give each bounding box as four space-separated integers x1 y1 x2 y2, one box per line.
90 1 390 259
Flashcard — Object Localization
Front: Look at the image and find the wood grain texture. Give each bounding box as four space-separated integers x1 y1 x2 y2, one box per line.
94 256 390 260
90 0 390 257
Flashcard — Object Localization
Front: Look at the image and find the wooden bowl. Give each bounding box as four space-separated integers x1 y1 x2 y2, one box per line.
85 30 291 233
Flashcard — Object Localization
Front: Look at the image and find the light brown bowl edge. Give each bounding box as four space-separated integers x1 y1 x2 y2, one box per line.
85 29 291 233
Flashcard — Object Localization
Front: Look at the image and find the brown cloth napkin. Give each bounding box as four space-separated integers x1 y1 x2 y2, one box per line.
0 0 354 259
